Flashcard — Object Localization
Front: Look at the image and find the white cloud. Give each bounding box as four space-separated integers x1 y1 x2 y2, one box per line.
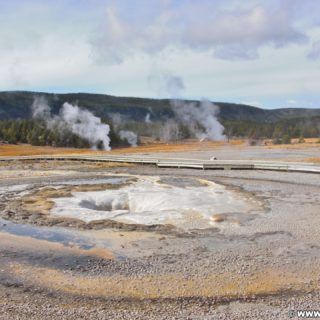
91 1 309 63
308 40 320 59
148 72 185 98
0 0 319 108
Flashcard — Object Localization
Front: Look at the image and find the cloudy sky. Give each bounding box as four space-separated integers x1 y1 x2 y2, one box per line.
1 0 320 108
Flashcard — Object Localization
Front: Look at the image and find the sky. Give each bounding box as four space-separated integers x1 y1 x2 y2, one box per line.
0 0 320 109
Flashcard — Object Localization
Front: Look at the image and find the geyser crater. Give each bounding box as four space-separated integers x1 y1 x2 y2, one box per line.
50 176 259 230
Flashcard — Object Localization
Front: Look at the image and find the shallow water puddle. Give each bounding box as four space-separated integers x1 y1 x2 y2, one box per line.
0 219 99 249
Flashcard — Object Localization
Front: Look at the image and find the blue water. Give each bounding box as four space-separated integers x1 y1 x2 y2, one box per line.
0 218 105 250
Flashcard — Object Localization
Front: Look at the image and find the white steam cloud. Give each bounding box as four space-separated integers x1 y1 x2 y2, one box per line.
161 120 181 142
31 97 111 150
109 113 138 147
109 113 122 129
172 99 225 141
31 96 51 119
92 3 309 63
156 74 225 141
119 130 138 147
57 102 111 150
145 113 151 123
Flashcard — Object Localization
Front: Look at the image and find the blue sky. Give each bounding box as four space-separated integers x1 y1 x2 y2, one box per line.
1 0 320 109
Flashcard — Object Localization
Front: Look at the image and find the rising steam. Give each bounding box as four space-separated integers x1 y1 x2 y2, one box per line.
145 113 151 123
163 74 225 141
31 97 111 150
150 73 225 141
31 96 51 119
109 113 138 147
119 130 138 147
172 99 225 141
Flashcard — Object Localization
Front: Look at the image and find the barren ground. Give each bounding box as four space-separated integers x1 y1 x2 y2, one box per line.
0 142 319 319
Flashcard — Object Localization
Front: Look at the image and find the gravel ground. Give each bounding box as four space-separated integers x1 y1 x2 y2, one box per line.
124 143 320 161
0 161 319 319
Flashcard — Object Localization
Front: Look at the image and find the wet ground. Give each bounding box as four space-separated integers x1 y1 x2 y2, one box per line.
0 159 319 319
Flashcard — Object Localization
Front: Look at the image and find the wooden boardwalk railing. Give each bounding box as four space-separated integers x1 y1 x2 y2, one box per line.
0 155 319 174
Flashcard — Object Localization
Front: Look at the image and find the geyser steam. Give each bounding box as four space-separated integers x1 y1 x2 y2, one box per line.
168 75 225 141
172 99 225 141
31 96 51 119
145 113 151 123
153 73 226 141
31 97 111 150
119 130 138 147
109 113 138 147
58 102 111 150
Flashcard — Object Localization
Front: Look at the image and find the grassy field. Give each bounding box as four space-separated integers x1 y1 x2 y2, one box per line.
265 138 320 149
0 138 319 157
0 140 244 157
304 157 320 163
0 144 98 156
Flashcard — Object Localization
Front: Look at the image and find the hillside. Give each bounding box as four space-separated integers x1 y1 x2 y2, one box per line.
0 91 319 122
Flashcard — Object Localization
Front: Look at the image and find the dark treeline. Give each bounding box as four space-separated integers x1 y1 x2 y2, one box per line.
222 117 320 143
0 117 320 148
0 119 129 148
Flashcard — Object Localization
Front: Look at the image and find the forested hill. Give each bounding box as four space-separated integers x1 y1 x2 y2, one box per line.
0 91 320 122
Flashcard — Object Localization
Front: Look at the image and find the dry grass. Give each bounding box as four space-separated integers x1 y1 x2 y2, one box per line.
0 144 97 157
265 138 320 149
0 140 246 157
1 137 318 157
304 157 320 163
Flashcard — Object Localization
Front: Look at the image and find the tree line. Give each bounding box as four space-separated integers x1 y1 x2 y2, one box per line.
0 117 319 148
0 119 129 148
222 117 320 143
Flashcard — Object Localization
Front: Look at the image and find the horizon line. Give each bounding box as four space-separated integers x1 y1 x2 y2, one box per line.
0 89 319 111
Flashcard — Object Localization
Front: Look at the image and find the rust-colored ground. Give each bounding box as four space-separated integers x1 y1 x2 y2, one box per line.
0 138 318 157
0 141 239 156
304 157 320 163
265 138 320 149
0 144 98 156
8 261 319 300
0 233 113 260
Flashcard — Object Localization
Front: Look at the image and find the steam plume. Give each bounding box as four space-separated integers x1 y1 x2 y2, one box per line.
164 75 225 141
145 113 151 123
161 120 180 142
109 113 138 147
58 102 111 150
31 96 51 119
31 97 111 150
172 99 225 141
119 130 138 147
